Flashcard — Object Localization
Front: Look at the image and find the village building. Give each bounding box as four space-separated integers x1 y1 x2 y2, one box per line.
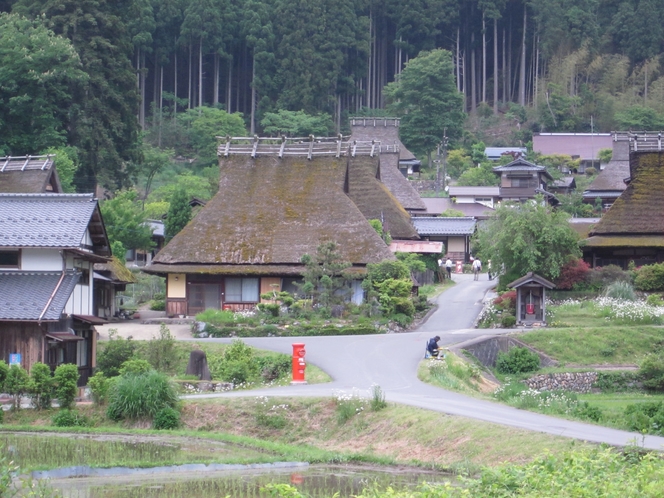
145 136 398 317
583 134 664 269
411 217 476 262
448 186 500 209
0 155 62 193
0 193 110 385
492 157 558 205
533 133 612 173
418 197 495 219
582 133 630 210
93 258 136 319
484 147 527 161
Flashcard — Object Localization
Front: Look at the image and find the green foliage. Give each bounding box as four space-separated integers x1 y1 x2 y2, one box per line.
110 240 126 264
366 260 410 282
590 265 632 289
260 109 334 136
299 241 352 308
634 263 664 292
456 161 500 186
0 360 8 388
0 13 87 155
369 384 387 411
474 197 581 281
42 146 79 193
100 190 154 252
624 401 664 435
446 149 473 179
368 219 392 245
107 370 180 421
87 372 111 405
639 355 664 391
164 187 191 241
118 359 153 376
28 362 53 410
52 409 90 428
153 406 181 430
208 340 260 385
384 49 465 159
53 364 79 410
604 281 637 301
646 294 663 306
395 253 426 273
439 208 466 217
144 324 178 374
97 331 136 377
615 105 664 130
496 347 541 374
594 371 642 392
500 315 516 328
5 364 29 410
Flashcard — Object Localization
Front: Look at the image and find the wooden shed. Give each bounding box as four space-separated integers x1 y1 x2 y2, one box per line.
507 272 555 325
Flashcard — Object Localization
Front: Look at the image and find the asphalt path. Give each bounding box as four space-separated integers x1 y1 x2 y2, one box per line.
185 273 664 451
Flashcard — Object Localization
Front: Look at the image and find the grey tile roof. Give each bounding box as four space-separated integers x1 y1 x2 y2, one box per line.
448 186 500 197
0 271 80 320
412 217 477 236
0 194 98 248
419 198 495 218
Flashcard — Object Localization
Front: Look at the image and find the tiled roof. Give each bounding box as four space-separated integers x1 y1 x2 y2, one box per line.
0 194 98 248
485 147 527 160
448 186 500 197
418 198 495 218
551 177 576 188
493 158 552 179
533 133 613 160
412 217 476 236
0 271 80 320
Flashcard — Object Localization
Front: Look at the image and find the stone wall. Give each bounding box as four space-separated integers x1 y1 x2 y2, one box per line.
456 335 557 369
525 372 598 393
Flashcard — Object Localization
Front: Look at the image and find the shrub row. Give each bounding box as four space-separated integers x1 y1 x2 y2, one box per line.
204 323 379 338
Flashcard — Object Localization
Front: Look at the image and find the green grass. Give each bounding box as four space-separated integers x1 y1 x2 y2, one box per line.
577 392 664 427
420 279 455 299
519 326 664 365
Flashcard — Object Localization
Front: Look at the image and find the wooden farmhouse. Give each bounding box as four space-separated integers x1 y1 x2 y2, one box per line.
583 133 630 210
492 157 558 204
0 193 110 385
146 136 404 317
584 134 664 269
0 155 62 193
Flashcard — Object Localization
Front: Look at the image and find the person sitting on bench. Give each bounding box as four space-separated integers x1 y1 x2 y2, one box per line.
426 336 441 358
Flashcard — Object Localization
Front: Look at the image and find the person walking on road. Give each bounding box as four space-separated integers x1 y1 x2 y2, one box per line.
472 258 482 281
445 257 453 279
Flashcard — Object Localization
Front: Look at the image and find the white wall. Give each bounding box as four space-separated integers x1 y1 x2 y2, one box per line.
65 259 93 315
21 248 63 271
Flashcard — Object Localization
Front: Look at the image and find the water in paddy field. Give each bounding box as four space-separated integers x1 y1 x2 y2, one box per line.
49 465 451 497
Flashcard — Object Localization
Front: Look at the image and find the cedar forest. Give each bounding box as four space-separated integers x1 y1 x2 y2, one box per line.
1 0 663 244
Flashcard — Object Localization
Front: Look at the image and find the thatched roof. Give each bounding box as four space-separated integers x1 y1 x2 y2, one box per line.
94 257 136 284
347 155 419 239
0 155 62 193
590 151 664 237
148 154 395 275
349 117 426 211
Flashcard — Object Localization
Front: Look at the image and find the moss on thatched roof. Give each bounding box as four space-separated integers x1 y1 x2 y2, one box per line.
150 155 395 270
94 257 136 283
584 235 664 248
347 155 419 239
590 152 664 236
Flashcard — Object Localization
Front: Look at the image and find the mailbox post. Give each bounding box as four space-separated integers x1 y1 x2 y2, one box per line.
291 343 307 384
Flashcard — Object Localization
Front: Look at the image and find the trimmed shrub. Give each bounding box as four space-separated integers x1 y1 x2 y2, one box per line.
153 407 181 430
54 364 80 410
256 355 291 382
647 294 664 306
572 401 603 422
392 313 413 328
5 364 29 410
634 263 664 292
0 360 8 387
97 331 136 377
589 264 631 288
501 314 516 328
494 290 517 311
87 372 111 405
0 408 3 424
555 259 591 290
624 401 664 435
107 370 180 421
496 347 540 374
118 359 153 376
52 409 90 428
29 362 53 410
639 355 664 391
150 299 166 311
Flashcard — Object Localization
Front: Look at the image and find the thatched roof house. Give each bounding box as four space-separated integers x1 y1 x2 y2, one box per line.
583 133 630 209
584 134 664 268
146 137 398 316
349 117 426 214
0 155 62 193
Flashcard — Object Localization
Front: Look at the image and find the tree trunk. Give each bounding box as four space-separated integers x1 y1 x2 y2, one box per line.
159 65 164 147
519 5 527 107
508 19 513 102
456 28 461 92
198 37 203 109
213 53 219 106
493 18 498 113
140 51 146 130
227 58 232 113
502 27 506 103
188 43 192 109
471 32 476 112
534 33 539 109
482 11 486 104
173 46 178 124
250 52 256 135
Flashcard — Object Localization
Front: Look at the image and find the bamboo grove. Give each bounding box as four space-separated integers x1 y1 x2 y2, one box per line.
1 0 663 188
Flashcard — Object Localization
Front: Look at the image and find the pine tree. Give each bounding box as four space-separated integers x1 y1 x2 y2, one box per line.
165 188 191 242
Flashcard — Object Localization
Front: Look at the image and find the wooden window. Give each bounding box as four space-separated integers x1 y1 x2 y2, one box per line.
225 278 259 303
0 250 19 268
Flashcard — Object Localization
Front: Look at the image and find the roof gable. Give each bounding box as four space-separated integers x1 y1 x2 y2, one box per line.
412 217 476 236
590 151 664 236
153 154 395 269
508 272 555 289
0 194 110 255
493 158 553 180
0 155 62 194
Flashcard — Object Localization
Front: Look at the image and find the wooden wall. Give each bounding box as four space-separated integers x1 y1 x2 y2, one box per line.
0 323 44 371
166 298 187 317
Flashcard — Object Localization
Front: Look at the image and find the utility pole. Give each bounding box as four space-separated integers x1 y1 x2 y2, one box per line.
435 143 441 196
442 129 449 194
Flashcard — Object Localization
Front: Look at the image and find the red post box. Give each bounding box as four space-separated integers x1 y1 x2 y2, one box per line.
526 303 535 315
291 343 307 384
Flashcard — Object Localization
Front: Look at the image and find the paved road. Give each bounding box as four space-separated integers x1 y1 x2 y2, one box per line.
185 273 664 451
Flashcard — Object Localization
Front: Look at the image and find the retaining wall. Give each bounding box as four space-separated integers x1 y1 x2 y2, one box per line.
525 372 598 393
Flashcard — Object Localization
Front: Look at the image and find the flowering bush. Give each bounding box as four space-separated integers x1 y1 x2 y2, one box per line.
555 259 591 290
493 290 517 311
333 389 367 424
596 297 664 324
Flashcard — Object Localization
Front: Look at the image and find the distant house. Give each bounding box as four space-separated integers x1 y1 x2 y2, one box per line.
126 219 165 267
548 176 577 195
418 197 495 219
533 133 612 173
492 158 557 204
448 186 500 209
0 193 111 385
582 133 630 210
145 136 397 317
0 155 62 193
584 135 664 268
412 217 476 262
93 257 136 319
484 147 527 161
349 117 426 215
